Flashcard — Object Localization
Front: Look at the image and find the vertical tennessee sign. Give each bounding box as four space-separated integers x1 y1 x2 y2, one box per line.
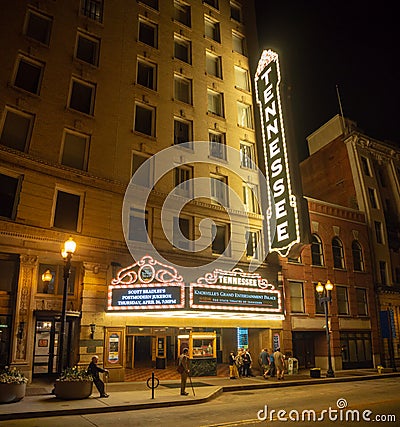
255 49 300 257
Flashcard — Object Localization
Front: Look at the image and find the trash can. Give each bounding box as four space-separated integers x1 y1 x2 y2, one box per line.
155 357 166 369
310 368 321 378
288 358 298 375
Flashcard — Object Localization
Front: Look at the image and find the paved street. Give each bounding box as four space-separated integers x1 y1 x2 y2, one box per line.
1 377 399 427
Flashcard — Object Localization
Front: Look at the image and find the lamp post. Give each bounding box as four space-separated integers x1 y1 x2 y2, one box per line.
58 237 76 373
316 280 335 378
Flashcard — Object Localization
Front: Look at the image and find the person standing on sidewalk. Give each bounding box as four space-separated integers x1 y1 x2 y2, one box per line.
88 355 109 397
273 348 285 380
178 348 190 396
259 348 270 378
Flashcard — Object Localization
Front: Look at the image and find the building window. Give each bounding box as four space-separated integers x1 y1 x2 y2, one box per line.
139 0 159 10
332 237 345 269
0 108 34 152
68 78 96 115
204 0 219 9
246 230 260 259
395 267 400 284
53 190 81 231
212 224 228 255
234 66 249 91
132 153 151 186
232 32 246 55
175 166 193 197
38 264 76 295
311 234 324 266
136 58 157 90
206 52 222 78
14 56 44 95
211 174 228 207
174 75 192 104
174 35 191 64
209 130 226 160
360 156 371 176
356 288 368 316
61 130 89 170
367 187 378 209
207 89 224 117
288 255 302 263
230 2 242 22
374 221 383 244
237 102 253 129
174 118 192 147
174 1 191 27
243 182 259 213
204 16 220 43
352 240 364 272
24 9 52 45
128 208 148 242
315 288 324 314
75 32 100 66
138 18 158 48
290 282 304 313
173 216 191 250
134 103 155 136
240 142 255 169
379 261 387 285
0 173 20 219
81 0 103 23
336 286 349 315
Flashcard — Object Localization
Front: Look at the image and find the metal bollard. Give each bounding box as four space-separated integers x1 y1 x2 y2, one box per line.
146 371 160 399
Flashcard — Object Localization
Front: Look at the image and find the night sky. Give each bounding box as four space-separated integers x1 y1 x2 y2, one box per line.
254 1 399 160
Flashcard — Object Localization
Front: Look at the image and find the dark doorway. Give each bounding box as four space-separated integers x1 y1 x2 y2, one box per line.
134 336 152 368
292 332 316 368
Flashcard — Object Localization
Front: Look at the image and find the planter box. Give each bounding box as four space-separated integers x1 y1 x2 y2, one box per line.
0 383 26 404
310 368 321 378
54 380 93 400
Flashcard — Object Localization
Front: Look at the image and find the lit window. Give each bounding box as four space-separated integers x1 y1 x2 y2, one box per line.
311 234 324 266
137 58 157 90
237 102 253 128
174 118 192 147
174 75 192 104
352 240 364 272
134 103 156 136
0 108 34 152
289 282 304 313
174 1 191 27
138 18 158 48
207 89 224 117
240 142 255 169
75 32 100 66
14 56 44 95
174 35 191 64
208 130 226 160
24 8 52 45
232 32 246 55
204 16 220 43
53 190 81 231
81 0 103 23
0 173 20 219
61 130 89 170
206 52 222 78
234 66 249 91
332 237 345 269
68 78 96 115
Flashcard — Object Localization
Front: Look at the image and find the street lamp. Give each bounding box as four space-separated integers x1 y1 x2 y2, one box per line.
58 237 76 373
316 280 335 378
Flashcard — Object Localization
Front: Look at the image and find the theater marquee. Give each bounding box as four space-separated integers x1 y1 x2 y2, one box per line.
255 49 301 257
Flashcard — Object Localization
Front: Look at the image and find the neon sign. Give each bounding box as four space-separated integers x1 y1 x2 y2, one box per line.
108 255 185 310
255 49 301 257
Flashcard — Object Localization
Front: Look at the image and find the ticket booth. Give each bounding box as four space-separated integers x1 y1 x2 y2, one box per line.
178 331 217 376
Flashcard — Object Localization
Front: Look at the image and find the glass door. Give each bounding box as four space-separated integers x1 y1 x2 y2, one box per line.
33 319 59 375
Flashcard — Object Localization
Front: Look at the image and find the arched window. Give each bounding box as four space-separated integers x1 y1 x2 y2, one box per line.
332 237 345 269
311 234 324 266
352 240 364 271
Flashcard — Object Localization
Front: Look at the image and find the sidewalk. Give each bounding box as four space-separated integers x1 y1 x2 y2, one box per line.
1 369 398 422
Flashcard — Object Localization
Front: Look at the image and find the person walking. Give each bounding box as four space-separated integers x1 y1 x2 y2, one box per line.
273 347 285 380
259 348 270 378
87 355 109 397
178 348 190 395
269 351 276 377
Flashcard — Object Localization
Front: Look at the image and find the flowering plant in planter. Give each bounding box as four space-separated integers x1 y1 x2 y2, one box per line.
58 366 93 382
0 366 28 384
